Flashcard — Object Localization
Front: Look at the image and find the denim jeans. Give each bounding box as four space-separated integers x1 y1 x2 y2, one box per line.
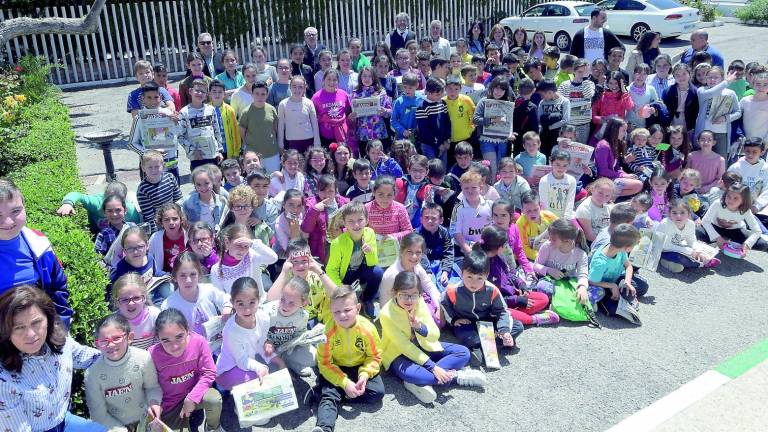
46 413 107 432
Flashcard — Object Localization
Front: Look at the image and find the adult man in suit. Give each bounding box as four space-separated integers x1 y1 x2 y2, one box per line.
188 32 224 77
385 12 416 54
303 26 326 73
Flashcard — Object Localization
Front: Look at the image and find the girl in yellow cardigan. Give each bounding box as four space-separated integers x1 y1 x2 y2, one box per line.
380 271 486 404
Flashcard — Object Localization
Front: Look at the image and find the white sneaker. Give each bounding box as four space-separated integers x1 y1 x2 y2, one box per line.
455 368 487 387
403 382 437 403
659 259 684 273
298 366 314 377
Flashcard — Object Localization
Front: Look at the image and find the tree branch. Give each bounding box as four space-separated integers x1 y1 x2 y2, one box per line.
0 0 107 46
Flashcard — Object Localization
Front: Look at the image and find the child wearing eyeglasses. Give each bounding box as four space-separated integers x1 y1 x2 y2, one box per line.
85 313 163 431
111 272 161 350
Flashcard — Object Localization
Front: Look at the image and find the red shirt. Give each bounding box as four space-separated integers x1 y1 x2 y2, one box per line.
162 232 185 272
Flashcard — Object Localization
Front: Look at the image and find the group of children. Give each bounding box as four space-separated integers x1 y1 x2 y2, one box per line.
42 22 768 432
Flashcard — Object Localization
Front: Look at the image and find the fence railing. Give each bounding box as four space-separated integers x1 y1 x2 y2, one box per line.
1 0 536 88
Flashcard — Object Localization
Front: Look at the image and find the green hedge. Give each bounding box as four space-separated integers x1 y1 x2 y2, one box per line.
8 93 110 413
736 0 768 22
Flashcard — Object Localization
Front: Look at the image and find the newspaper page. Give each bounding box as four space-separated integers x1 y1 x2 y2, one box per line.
483 99 515 139
232 368 298 427
352 96 380 117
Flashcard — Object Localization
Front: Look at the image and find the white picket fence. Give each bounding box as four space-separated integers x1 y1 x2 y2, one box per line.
0 0 536 88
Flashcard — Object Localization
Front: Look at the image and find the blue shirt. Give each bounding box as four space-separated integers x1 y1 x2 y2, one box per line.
680 45 724 68
589 247 628 283
126 87 172 112
0 235 37 290
515 151 547 177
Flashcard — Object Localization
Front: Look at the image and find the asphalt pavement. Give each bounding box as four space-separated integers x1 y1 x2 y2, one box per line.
60 22 768 432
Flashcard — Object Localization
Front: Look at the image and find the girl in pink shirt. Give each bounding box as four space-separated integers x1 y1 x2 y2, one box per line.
149 308 221 431
311 69 352 149
364 175 413 241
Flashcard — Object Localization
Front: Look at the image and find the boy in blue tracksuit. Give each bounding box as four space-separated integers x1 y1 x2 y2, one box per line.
417 202 455 290
391 73 424 140
1 180 72 327
415 78 452 165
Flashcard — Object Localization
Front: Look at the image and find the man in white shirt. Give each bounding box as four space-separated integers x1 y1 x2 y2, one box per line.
429 20 452 60
570 9 623 63
385 12 416 54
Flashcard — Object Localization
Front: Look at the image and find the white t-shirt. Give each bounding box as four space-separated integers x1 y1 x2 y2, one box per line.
161 283 230 333
538 173 577 219
575 199 611 234
739 96 768 142
583 27 605 64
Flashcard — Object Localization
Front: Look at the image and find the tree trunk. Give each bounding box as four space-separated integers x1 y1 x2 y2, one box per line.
0 0 107 46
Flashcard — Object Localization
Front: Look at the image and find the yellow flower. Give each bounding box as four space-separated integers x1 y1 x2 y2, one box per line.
4 96 14 106
14 94 25 103
2 111 12 122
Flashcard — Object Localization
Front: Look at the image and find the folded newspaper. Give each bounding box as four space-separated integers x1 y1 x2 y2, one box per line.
232 368 298 427
276 323 327 354
629 228 668 271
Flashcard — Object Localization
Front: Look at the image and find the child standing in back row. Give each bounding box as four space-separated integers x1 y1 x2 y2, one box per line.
178 79 224 171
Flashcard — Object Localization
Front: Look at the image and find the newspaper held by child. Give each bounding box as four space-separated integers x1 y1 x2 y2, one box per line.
231 368 299 428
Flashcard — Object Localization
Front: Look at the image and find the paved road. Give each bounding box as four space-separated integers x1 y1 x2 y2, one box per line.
60 23 768 432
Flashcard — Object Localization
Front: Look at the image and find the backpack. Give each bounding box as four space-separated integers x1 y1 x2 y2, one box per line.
550 277 600 327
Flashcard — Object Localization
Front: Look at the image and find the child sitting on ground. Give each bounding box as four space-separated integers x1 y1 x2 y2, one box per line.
588 224 648 317
441 250 521 367
450 171 493 257
268 239 338 327
395 154 433 228
416 202 455 289
346 159 375 203
327 201 384 318
538 150 577 219
517 191 560 261
312 286 385 432
380 271 486 405
494 158 532 213
656 199 721 273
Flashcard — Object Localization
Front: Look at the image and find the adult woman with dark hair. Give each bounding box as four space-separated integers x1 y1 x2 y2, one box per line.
510 27 530 52
0 178 72 327
0 285 104 431
466 20 486 55
627 31 661 74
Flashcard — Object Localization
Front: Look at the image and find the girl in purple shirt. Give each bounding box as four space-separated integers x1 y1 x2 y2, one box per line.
594 117 644 197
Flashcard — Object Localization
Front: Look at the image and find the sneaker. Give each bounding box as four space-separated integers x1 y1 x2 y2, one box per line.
298 367 314 377
532 310 560 326
455 368 487 387
403 382 437 403
659 259 684 273
469 348 484 368
311 427 325 432
704 257 721 268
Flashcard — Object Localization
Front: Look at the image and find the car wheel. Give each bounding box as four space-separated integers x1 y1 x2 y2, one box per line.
555 31 571 51
631 23 650 41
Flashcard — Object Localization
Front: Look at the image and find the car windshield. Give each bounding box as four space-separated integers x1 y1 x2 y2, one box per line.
647 0 682 9
575 4 597 15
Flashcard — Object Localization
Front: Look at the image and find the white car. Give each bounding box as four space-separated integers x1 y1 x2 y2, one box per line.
596 0 700 41
499 1 598 51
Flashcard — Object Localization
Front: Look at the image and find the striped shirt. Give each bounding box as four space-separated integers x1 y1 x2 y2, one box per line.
364 200 413 240
0 338 100 431
415 99 452 147
627 145 658 176
137 172 181 233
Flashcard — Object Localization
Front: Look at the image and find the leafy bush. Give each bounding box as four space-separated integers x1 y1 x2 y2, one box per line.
736 0 768 22
680 0 720 22
5 89 109 413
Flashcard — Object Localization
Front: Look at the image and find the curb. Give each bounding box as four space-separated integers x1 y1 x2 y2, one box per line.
606 337 768 432
697 20 725 28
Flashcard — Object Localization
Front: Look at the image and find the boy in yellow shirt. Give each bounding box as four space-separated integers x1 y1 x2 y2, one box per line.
312 286 384 432
443 75 476 166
